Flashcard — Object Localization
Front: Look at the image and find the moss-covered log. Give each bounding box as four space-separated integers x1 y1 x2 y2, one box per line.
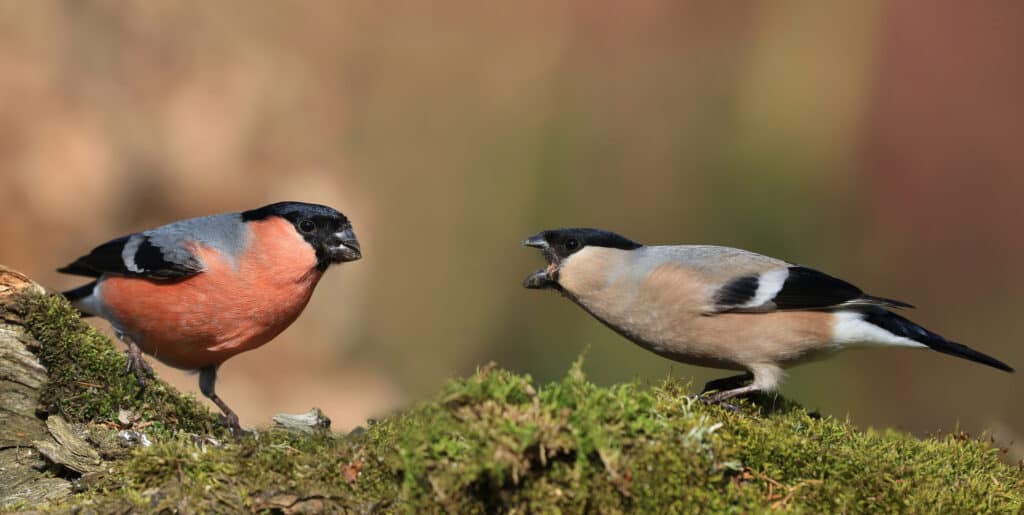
1 266 1022 512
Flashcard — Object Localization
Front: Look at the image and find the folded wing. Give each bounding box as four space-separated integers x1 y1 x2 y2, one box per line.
713 265 913 313
57 233 204 280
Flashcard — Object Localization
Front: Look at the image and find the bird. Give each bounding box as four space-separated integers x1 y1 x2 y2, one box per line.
522 228 1013 406
58 201 362 434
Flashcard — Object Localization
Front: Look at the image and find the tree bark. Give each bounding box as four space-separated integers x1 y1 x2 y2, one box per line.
0 266 74 506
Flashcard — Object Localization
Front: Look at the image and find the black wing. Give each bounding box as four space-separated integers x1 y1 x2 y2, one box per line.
714 266 913 313
57 234 203 280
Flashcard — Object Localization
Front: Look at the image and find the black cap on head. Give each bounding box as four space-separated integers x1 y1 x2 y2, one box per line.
523 227 642 262
242 201 348 225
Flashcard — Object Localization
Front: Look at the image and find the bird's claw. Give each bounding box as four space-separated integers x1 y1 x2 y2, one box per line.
123 345 154 393
700 395 742 413
219 412 247 440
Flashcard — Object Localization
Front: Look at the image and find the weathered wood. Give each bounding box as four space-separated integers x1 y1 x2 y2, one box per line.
0 266 74 506
33 416 103 475
272 407 332 434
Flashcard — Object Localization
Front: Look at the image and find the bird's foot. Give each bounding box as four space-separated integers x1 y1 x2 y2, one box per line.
123 342 154 392
219 411 248 440
699 384 760 413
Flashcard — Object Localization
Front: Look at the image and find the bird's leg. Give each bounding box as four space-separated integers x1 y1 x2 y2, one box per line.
199 364 243 437
118 332 154 391
700 372 753 394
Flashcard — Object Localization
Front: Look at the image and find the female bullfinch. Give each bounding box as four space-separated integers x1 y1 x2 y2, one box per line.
59 201 361 434
523 228 1012 406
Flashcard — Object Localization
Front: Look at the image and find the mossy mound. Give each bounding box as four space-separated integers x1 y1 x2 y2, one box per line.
11 293 1024 512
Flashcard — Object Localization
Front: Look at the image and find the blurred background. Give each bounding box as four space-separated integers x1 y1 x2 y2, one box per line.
1 2 1021 457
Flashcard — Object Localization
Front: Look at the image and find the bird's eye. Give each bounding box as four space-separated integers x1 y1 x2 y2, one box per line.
299 220 316 233
565 238 580 251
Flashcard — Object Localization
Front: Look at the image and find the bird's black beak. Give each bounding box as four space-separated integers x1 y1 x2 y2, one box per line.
331 226 362 263
522 232 556 289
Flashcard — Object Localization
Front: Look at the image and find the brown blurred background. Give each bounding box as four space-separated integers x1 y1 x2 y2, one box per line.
1 1 1021 455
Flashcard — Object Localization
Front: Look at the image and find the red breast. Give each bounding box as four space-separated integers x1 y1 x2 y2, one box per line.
97 216 322 370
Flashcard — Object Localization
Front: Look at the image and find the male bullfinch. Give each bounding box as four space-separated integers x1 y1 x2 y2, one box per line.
58 201 361 434
523 228 1013 405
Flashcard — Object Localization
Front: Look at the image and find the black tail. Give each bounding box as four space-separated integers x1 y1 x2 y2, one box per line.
61 281 97 318
864 308 1013 372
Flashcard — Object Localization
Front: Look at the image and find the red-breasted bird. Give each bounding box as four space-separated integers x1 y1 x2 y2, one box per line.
59 201 361 433
523 228 1013 405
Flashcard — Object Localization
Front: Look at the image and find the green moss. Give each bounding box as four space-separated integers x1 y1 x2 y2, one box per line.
19 293 222 436
17 293 1024 512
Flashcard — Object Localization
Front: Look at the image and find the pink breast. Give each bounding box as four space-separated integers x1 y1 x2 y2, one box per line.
98 218 322 370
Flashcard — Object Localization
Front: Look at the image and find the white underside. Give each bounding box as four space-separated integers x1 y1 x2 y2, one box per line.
748 363 785 391
831 311 927 348
70 282 133 343
72 290 104 317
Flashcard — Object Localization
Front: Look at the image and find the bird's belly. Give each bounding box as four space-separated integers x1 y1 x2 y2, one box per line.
97 268 321 371
573 293 835 370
